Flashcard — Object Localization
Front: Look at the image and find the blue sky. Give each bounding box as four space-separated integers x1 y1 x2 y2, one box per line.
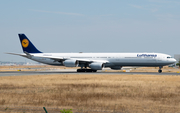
0 0 180 62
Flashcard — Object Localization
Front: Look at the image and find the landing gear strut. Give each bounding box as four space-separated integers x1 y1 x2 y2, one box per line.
77 69 97 72
158 66 163 73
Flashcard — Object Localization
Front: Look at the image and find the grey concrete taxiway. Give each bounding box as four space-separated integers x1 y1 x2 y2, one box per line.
0 70 180 76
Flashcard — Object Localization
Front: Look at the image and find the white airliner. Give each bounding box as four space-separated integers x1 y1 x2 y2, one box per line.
7 34 176 73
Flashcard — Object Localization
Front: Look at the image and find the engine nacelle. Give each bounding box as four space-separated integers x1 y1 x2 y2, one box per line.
89 63 104 70
110 66 122 70
63 60 79 67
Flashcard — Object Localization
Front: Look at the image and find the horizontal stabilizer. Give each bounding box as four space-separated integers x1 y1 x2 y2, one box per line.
5 53 27 57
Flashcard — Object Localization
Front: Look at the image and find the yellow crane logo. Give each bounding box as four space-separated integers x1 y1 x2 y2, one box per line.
22 39 29 48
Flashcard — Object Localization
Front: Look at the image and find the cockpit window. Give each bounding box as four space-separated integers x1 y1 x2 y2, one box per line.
167 56 172 58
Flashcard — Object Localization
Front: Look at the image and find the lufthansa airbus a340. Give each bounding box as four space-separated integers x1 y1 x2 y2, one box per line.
7 34 176 73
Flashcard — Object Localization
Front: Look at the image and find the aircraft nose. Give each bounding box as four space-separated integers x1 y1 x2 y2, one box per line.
173 58 177 62
170 58 177 63
167 58 176 64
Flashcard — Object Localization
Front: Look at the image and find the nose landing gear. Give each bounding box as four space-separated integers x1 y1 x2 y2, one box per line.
158 66 163 73
158 69 162 73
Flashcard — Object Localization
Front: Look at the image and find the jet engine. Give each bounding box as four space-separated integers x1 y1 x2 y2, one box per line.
63 60 79 67
89 63 104 70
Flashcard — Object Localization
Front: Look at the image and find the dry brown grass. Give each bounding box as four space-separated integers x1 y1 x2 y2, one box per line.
0 65 78 72
102 66 180 73
131 66 180 73
0 74 180 112
1 65 180 74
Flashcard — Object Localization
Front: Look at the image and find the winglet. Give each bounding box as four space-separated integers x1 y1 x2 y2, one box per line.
18 34 42 53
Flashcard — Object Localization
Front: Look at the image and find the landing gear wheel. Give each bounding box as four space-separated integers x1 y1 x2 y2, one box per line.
86 69 92 72
77 69 86 72
158 70 162 73
92 70 97 72
77 69 97 73
77 69 85 72
158 66 163 73
77 69 81 72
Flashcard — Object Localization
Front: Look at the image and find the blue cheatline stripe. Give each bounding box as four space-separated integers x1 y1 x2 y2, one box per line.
18 34 42 53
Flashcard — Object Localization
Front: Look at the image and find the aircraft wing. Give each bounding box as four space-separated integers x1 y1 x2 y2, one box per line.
73 59 109 63
35 55 64 61
7 53 109 64
34 55 109 63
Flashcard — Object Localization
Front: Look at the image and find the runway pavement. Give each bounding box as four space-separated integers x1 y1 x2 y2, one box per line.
0 69 180 76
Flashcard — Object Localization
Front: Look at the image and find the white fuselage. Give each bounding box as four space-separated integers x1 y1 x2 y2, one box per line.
10 33 177 73
25 52 176 68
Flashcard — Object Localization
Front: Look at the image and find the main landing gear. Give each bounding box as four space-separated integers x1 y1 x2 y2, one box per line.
77 69 97 72
158 66 163 73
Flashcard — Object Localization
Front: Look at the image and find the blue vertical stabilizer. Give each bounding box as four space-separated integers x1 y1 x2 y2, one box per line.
18 34 42 53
